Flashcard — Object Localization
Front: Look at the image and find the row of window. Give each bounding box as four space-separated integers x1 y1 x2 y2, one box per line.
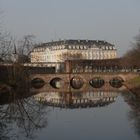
33 48 45 52
31 52 116 63
33 45 115 52
50 45 115 50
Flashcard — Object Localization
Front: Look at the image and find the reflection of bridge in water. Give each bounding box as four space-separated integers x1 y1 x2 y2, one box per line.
34 91 118 108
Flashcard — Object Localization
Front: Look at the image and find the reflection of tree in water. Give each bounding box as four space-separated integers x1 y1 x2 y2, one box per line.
122 91 140 137
0 97 49 140
0 110 11 140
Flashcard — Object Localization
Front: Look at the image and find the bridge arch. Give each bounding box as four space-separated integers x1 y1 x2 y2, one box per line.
89 77 105 88
109 76 124 88
70 76 85 89
31 78 45 89
50 77 64 89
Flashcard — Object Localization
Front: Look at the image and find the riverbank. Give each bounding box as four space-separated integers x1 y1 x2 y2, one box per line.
124 76 140 94
0 83 11 93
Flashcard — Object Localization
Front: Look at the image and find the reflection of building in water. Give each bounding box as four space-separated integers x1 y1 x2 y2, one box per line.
35 91 118 108
31 40 117 63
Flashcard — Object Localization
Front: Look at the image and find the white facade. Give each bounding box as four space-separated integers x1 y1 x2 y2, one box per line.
30 40 117 63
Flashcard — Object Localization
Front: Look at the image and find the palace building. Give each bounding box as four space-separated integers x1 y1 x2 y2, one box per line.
30 40 117 63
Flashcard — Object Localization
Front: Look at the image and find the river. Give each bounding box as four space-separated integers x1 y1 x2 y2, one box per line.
0 88 140 140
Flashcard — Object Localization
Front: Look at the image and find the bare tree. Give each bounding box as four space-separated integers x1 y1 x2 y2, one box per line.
18 35 35 56
0 10 13 62
13 35 36 63
0 32 14 62
122 31 140 69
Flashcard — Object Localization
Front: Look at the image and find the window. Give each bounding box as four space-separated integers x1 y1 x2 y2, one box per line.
76 46 79 49
80 46 83 49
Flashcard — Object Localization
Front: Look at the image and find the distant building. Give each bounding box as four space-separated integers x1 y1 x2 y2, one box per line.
30 40 117 63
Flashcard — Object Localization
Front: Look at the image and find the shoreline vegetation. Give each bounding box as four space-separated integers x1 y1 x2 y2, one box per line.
124 76 140 94
0 63 31 104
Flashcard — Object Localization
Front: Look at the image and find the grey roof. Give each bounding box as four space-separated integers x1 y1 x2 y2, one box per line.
35 39 114 49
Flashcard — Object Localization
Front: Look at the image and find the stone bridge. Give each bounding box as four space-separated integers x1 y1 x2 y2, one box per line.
30 72 139 93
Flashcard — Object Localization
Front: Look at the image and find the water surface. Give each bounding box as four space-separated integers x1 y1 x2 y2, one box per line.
0 90 140 140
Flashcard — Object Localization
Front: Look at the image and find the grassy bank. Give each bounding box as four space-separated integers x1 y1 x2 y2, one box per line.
124 76 140 93
125 76 140 87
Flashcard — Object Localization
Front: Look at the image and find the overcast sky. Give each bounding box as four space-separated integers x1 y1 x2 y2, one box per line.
1 0 140 56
